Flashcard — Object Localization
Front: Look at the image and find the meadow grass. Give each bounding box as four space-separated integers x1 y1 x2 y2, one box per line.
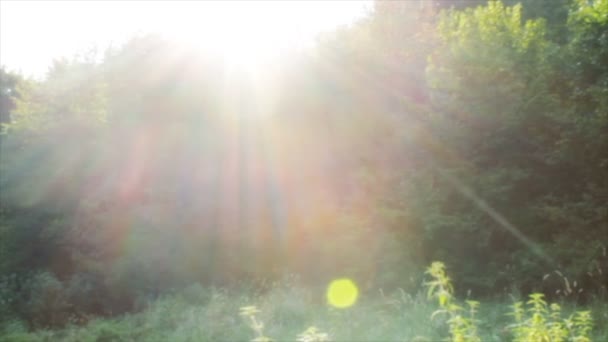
2 279 606 342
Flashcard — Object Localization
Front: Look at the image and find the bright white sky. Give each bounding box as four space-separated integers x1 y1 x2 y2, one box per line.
0 0 371 78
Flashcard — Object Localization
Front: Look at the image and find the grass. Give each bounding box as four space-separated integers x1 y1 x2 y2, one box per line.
2 279 607 342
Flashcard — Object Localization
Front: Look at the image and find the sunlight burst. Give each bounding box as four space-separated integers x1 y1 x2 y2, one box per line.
0 1 371 75
162 1 371 70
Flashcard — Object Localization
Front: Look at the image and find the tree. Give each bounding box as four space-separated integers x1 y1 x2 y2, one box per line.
0 68 23 125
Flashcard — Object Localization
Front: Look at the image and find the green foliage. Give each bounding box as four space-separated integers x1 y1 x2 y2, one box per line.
509 294 593 342
424 0 559 294
239 305 331 342
425 262 595 342
0 68 24 125
240 306 273 342
2 275 606 341
426 262 481 342
416 0 608 296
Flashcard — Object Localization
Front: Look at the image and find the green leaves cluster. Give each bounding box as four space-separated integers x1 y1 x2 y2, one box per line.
426 262 481 342
426 262 594 342
509 294 593 342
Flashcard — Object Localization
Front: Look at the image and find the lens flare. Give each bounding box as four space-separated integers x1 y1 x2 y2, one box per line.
326 278 358 308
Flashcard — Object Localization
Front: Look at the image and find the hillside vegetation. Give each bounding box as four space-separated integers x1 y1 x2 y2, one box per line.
1 0 607 340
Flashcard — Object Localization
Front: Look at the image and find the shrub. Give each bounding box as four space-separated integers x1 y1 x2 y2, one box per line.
509 294 593 342
0 274 19 323
239 305 330 342
425 261 594 342
425 262 481 342
21 272 70 328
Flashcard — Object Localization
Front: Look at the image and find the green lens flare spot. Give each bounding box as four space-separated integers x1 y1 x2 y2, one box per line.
326 278 358 308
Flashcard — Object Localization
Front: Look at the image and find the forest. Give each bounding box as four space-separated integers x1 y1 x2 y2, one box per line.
0 0 607 341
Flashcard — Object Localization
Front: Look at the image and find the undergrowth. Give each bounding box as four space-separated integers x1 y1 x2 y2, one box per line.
425 262 594 342
1 263 605 342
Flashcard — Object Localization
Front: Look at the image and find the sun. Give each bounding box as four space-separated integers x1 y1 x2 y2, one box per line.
148 1 372 71
181 5 282 70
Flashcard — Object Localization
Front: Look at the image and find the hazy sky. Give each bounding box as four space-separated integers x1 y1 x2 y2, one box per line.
0 1 371 78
